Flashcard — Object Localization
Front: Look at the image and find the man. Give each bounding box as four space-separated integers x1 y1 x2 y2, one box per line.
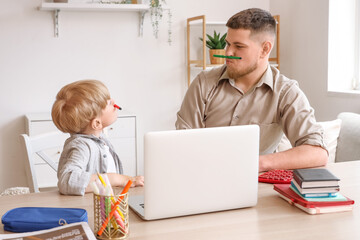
176 8 328 172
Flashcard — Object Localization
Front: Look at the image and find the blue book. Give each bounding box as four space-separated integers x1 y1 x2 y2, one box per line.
290 183 347 202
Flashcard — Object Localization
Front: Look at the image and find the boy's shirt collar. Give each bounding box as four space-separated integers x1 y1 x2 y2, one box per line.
71 132 106 143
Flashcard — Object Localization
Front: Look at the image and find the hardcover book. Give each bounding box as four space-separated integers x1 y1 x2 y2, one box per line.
290 184 345 201
274 184 354 209
291 180 339 194
278 193 354 214
274 184 354 215
293 168 340 188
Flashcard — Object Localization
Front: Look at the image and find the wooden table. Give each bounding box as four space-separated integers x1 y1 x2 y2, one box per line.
1 161 359 239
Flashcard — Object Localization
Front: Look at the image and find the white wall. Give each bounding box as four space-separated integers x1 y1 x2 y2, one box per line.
0 0 269 191
270 0 360 122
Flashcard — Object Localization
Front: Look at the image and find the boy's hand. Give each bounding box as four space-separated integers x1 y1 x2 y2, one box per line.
130 175 144 187
106 173 144 188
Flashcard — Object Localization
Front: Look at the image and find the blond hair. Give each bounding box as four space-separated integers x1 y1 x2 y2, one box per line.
52 80 110 134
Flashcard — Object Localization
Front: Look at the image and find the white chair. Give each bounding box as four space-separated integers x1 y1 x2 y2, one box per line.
20 131 69 193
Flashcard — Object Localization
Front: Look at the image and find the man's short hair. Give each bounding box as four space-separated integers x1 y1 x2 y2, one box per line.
51 80 110 134
226 8 276 38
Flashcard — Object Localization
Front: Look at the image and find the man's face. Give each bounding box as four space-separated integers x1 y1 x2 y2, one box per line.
225 28 264 79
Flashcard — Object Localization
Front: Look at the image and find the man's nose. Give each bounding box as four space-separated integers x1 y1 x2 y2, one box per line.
225 46 233 56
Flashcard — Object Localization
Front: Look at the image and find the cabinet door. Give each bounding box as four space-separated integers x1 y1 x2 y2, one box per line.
35 164 58 189
107 117 136 138
106 116 137 176
29 121 59 136
111 138 136 176
33 148 61 188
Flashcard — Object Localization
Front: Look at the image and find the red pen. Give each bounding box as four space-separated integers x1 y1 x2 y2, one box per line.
114 104 122 110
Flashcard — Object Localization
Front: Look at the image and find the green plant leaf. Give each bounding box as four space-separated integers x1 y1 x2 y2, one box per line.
206 40 216 49
215 42 222 49
200 30 227 49
206 34 216 44
214 30 219 42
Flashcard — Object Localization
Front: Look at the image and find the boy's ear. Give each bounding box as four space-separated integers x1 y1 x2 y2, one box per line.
90 118 103 130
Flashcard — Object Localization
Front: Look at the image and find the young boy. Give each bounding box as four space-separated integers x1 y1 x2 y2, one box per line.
52 80 144 195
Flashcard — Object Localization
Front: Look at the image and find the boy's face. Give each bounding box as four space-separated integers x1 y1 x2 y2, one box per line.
100 99 118 128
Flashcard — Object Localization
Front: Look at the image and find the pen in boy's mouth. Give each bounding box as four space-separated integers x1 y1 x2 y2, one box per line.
114 104 122 110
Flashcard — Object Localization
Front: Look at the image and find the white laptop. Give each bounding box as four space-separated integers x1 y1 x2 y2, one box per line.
129 125 259 220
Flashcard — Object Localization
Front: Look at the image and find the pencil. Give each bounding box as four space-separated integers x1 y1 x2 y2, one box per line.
213 55 242 59
97 180 133 236
97 172 107 187
96 172 125 220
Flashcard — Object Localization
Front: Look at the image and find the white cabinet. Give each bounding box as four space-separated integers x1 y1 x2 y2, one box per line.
106 114 137 176
25 111 137 190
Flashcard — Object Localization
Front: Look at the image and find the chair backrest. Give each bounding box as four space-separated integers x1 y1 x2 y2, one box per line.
20 131 69 193
335 112 360 162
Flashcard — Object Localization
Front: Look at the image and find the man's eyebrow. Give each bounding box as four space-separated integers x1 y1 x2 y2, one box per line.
225 39 246 46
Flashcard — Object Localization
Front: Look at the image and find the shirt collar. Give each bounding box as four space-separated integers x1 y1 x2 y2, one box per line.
218 65 274 91
71 132 106 143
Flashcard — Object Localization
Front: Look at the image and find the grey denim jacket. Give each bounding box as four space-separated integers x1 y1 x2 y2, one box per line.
57 133 123 196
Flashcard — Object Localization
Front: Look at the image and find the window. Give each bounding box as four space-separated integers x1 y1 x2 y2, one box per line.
328 0 360 93
355 0 360 90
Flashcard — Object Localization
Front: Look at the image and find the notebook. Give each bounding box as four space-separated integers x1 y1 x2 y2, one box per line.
292 168 340 188
274 184 354 214
129 125 260 220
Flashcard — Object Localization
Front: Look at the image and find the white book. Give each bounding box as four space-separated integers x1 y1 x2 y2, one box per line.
0 222 96 240
292 180 339 194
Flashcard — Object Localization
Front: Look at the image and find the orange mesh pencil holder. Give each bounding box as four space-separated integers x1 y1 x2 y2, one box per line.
94 192 129 239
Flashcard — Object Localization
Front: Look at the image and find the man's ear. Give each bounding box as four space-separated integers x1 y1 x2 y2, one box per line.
90 118 103 130
261 41 273 58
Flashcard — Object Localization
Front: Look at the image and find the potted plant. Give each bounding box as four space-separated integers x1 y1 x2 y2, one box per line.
149 0 172 45
200 30 227 64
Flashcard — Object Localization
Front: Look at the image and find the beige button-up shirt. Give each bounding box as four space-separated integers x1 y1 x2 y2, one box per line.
176 65 326 155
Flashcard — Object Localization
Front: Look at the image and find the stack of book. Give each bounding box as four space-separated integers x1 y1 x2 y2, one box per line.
274 168 355 214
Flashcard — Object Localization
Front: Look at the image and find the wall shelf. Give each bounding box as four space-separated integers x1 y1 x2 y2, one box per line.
39 2 168 37
189 21 226 26
186 16 230 86
40 2 150 11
